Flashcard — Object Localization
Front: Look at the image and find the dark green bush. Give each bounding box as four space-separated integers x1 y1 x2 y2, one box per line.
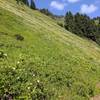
14 34 24 41
57 22 63 27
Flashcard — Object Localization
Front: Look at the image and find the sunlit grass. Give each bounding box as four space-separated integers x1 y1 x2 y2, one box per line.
0 0 100 99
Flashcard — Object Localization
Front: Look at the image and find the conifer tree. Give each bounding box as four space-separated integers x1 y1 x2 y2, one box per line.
16 0 36 9
30 0 36 9
64 11 75 33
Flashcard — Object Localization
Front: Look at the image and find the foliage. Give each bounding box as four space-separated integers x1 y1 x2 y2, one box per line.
57 22 64 27
16 0 36 9
39 9 55 19
64 11 75 33
14 34 24 41
64 12 100 44
30 0 36 10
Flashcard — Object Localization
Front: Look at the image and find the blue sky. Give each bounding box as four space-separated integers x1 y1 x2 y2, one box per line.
34 0 100 17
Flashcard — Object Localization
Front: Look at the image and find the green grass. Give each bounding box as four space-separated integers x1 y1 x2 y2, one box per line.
0 0 100 99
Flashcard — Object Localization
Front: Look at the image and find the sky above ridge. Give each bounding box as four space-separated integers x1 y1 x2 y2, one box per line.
34 0 100 17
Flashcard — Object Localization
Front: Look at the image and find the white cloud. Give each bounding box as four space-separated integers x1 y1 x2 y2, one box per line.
50 1 66 10
80 4 98 14
67 0 80 3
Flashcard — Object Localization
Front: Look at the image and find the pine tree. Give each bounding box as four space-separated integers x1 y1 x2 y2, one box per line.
64 11 75 33
16 0 36 9
64 11 99 43
30 0 36 9
74 13 83 35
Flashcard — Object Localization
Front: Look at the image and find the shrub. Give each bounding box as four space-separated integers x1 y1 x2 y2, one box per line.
14 34 24 41
57 22 64 27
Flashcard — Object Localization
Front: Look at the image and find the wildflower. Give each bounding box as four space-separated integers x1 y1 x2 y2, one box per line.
12 67 16 70
17 61 20 64
2 85 4 88
3 53 7 57
33 74 35 77
28 87 30 90
17 77 20 80
37 80 40 83
30 83 32 85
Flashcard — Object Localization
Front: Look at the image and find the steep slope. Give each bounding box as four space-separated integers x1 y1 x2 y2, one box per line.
0 0 100 99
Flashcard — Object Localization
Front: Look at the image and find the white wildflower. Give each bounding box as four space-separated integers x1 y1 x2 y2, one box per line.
13 67 16 70
28 87 30 90
17 77 20 80
33 74 35 77
30 83 32 85
4 53 7 57
37 80 40 83
17 61 20 64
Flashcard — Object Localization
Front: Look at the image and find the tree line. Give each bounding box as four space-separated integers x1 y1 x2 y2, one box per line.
64 12 100 44
16 0 36 9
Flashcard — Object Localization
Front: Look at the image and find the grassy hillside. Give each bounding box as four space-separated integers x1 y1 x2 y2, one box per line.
0 0 100 99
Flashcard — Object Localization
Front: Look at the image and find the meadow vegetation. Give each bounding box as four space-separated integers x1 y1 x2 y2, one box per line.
0 0 100 99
